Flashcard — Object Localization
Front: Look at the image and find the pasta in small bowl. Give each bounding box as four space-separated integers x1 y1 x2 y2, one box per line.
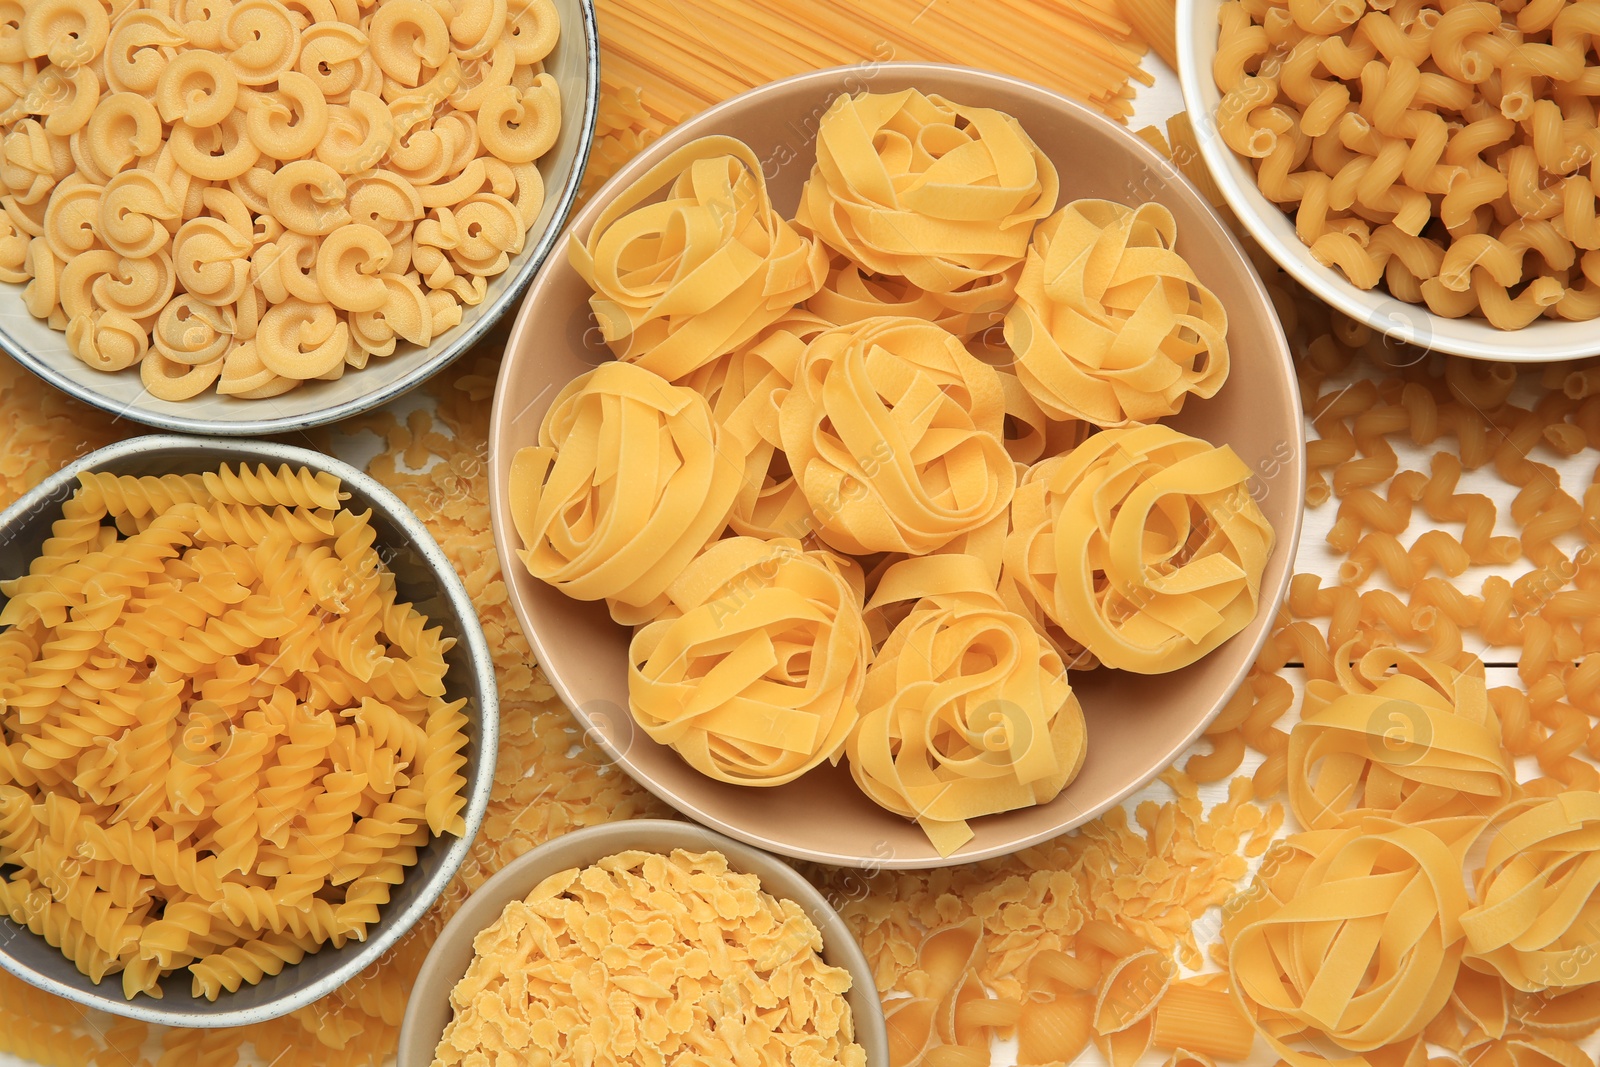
0 435 498 1026
0 0 600 434
395 819 889 1067
1176 0 1600 359
489 64 1303 868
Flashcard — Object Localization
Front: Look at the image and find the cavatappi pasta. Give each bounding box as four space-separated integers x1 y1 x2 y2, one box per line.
0 464 471 999
509 94 1272 855
0 0 562 400
430 848 866 1067
1211 0 1600 328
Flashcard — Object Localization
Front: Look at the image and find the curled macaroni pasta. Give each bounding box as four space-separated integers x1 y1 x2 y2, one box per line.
779 315 1016 555
628 536 869 786
1005 200 1230 427
0 0 565 399
508 361 745 624
847 554 1087 856
797 88 1059 294
1002 424 1275 673
569 135 828 381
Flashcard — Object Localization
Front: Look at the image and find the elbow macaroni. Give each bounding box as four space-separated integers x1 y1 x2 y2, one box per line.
1213 0 1600 328
0 0 563 399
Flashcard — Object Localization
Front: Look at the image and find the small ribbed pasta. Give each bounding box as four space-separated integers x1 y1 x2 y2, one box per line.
0 462 473 1000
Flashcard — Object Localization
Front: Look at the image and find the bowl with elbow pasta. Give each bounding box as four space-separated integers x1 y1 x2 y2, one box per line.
0 0 599 434
396 819 889 1067
488 63 1304 869
0 434 497 1025
1177 0 1600 360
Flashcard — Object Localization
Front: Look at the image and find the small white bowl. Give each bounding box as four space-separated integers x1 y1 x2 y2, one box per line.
397 820 890 1067
1176 0 1597 362
0 0 600 434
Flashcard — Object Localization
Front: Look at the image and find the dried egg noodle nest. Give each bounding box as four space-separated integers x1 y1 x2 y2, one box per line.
1289 646 1515 832
0 0 561 400
1005 200 1230 427
847 554 1087 857
0 465 470 999
628 536 869 786
1223 819 1472 1063
508 361 744 625
1002 423 1274 673
779 314 1016 556
1462 791 1600 993
570 135 829 382
807 256 1022 340
681 309 830 541
430 848 866 1067
796 88 1059 294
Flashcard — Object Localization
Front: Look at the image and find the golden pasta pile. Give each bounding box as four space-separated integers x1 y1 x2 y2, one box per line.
0 0 561 399
0 463 470 999
431 848 866 1067
1213 0 1600 328
510 88 1276 857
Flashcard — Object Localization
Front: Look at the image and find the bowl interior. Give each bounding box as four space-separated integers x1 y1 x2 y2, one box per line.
489 63 1304 868
0 0 599 435
1174 0 1594 361
0 436 497 1026
396 819 889 1067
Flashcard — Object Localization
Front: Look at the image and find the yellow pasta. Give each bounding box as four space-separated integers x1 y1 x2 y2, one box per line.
628 536 869 786
569 135 828 382
1210 0 1600 327
1002 424 1275 673
1006 200 1230 427
846 555 1087 856
797 88 1059 294
1150 981 1255 1061
0 0 564 399
1224 821 1471 1065
508 361 745 625
779 315 1016 555
0 464 472 999
431 848 867 1067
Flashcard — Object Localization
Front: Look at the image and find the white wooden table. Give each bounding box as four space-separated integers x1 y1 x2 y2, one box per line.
1 56 1576 1067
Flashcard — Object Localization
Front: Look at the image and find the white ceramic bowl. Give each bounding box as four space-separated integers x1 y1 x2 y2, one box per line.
0 0 600 434
0 436 499 1026
1176 0 1595 361
396 820 889 1067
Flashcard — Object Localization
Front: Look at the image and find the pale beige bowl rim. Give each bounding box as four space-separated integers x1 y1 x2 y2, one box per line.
489 61 1305 870
395 819 890 1067
1175 0 1594 362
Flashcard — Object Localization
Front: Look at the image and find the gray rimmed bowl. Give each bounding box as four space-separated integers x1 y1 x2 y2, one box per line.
0 435 499 1026
0 0 600 435
397 820 890 1067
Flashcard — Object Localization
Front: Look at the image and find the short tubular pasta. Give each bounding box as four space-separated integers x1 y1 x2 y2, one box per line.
1002 424 1275 673
0 463 473 999
1005 200 1230 427
628 536 869 786
0 0 565 399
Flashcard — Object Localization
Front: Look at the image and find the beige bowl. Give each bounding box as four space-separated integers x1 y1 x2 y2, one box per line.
488 63 1304 868
396 819 890 1067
